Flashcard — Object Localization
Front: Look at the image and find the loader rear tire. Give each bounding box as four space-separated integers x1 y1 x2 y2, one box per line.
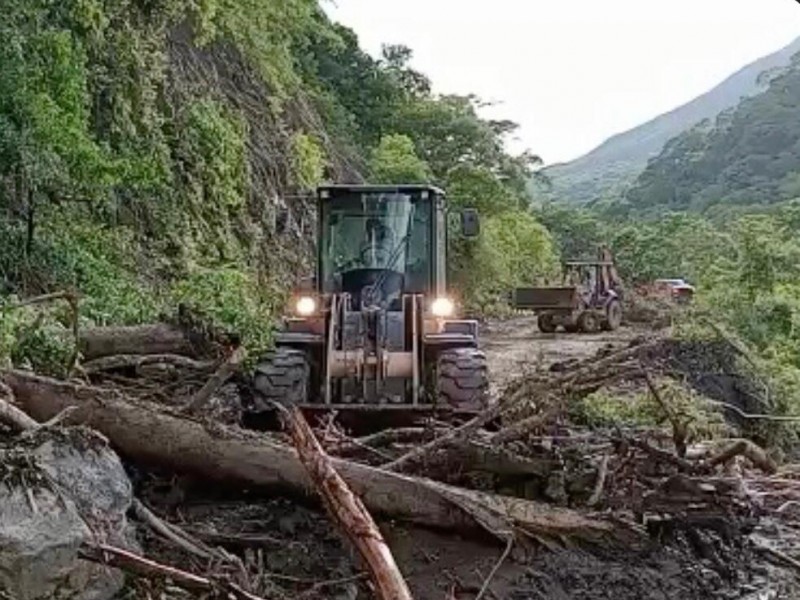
577 311 601 334
537 313 557 334
437 348 489 412
252 348 310 410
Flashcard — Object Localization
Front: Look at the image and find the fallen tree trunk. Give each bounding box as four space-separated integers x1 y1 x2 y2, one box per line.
3 370 643 548
79 324 197 360
0 381 39 432
284 407 413 600
705 439 777 475
185 346 247 414
83 354 213 375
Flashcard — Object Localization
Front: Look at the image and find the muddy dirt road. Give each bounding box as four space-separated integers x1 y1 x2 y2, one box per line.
482 315 647 392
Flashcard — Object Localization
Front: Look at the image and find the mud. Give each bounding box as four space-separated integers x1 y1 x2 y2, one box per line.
137 479 798 600
482 315 647 392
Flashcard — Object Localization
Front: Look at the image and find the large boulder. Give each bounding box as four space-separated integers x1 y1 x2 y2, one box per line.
0 427 136 599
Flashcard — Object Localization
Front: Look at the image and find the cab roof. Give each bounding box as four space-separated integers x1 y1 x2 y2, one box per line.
318 184 446 196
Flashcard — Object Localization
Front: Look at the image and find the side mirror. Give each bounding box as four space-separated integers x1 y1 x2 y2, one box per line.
275 208 290 235
461 209 480 238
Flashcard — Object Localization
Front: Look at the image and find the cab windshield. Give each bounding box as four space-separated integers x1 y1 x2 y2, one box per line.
320 191 432 292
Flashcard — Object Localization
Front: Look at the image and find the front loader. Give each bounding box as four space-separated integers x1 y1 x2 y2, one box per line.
511 246 624 333
250 185 488 424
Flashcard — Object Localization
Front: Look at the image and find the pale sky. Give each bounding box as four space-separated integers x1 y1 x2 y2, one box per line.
325 0 800 165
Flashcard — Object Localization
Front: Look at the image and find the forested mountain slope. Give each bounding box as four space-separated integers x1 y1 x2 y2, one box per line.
620 53 800 216
538 35 800 205
0 0 556 368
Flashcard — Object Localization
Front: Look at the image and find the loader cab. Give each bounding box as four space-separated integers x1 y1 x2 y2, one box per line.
317 185 447 307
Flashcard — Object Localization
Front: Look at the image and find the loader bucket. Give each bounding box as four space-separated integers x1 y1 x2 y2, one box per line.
511 286 579 311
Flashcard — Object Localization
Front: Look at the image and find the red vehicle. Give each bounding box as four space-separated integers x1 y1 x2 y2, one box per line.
653 278 695 304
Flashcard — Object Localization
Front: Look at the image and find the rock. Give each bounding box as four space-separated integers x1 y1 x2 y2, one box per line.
0 484 91 599
34 429 134 545
0 428 136 599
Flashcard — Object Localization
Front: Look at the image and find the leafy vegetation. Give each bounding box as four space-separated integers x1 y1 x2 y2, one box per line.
621 54 800 217
574 379 728 443
369 134 431 184
537 36 800 208
540 198 800 443
537 43 800 443
0 0 556 367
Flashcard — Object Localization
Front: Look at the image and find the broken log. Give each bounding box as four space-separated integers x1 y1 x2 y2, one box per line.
283 407 412 600
382 401 504 473
83 354 212 374
417 441 556 479
0 381 39 432
3 370 644 548
333 427 449 457
705 439 777 475
79 324 197 361
185 346 247 414
131 499 217 560
79 543 265 600
587 454 610 508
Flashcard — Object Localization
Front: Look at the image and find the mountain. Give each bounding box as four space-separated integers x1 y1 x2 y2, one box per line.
538 36 800 205
620 52 800 216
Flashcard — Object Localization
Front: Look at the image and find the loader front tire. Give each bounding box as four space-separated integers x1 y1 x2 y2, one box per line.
537 313 557 333
437 348 489 412
253 348 310 410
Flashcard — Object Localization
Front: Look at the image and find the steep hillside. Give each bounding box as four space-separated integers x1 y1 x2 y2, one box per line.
0 0 360 355
0 0 556 371
620 53 800 216
538 36 800 205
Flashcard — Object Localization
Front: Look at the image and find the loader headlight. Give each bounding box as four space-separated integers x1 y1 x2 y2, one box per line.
431 297 455 318
295 296 317 316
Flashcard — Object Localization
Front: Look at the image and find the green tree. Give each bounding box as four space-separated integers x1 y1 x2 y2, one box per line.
445 165 519 216
0 5 117 250
369 134 431 184
452 210 559 312
734 215 791 300
609 213 733 284
537 204 606 260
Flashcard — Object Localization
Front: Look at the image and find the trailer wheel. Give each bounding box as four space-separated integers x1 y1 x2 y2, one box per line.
602 300 623 331
253 348 310 409
537 313 557 333
578 311 601 334
437 348 489 411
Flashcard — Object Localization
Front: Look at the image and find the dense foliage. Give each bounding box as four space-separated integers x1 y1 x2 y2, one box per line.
537 36 800 208
540 199 800 442
0 0 556 370
620 54 800 217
